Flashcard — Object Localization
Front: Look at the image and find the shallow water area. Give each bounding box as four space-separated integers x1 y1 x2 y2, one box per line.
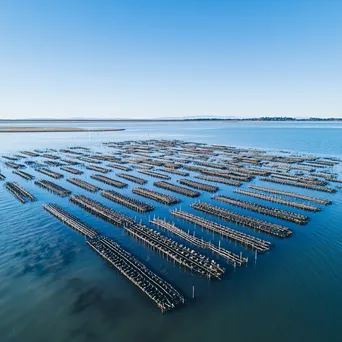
1 121 342 342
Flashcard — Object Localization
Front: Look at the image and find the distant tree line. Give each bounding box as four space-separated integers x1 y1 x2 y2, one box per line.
184 117 342 122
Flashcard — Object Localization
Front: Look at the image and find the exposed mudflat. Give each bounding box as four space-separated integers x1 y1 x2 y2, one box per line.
0 127 125 133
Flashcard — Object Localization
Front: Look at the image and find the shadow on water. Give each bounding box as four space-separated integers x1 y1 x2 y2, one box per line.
71 286 103 315
7 238 80 279
66 277 130 315
64 277 134 341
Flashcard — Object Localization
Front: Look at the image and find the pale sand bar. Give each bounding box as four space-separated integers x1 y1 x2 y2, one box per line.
0 127 125 133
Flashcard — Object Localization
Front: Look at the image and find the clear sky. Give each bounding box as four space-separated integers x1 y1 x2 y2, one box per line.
0 0 341 119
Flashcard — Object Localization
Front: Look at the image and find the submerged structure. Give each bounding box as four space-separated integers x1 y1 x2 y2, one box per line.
0 138 340 313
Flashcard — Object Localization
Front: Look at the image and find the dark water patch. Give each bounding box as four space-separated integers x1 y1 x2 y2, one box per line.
65 277 130 321
70 287 103 315
63 276 133 341
8 237 80 279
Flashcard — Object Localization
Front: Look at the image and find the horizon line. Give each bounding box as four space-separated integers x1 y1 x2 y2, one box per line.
1 116 342 122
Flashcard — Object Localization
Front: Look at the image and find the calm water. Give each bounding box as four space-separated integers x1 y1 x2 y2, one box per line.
1 121 342 342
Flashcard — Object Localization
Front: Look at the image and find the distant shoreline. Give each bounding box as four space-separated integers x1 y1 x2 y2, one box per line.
0 127 125 133
0 117 341 123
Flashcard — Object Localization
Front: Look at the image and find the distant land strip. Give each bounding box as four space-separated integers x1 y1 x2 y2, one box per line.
1 117 342 122
0 127 125 133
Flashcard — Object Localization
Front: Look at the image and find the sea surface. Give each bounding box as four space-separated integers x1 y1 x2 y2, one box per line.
0 121 342 342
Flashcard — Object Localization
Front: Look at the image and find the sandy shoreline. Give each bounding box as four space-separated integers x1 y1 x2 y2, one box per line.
0 127 125 133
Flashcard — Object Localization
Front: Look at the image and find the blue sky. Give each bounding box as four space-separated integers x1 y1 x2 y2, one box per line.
0 0 341 119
